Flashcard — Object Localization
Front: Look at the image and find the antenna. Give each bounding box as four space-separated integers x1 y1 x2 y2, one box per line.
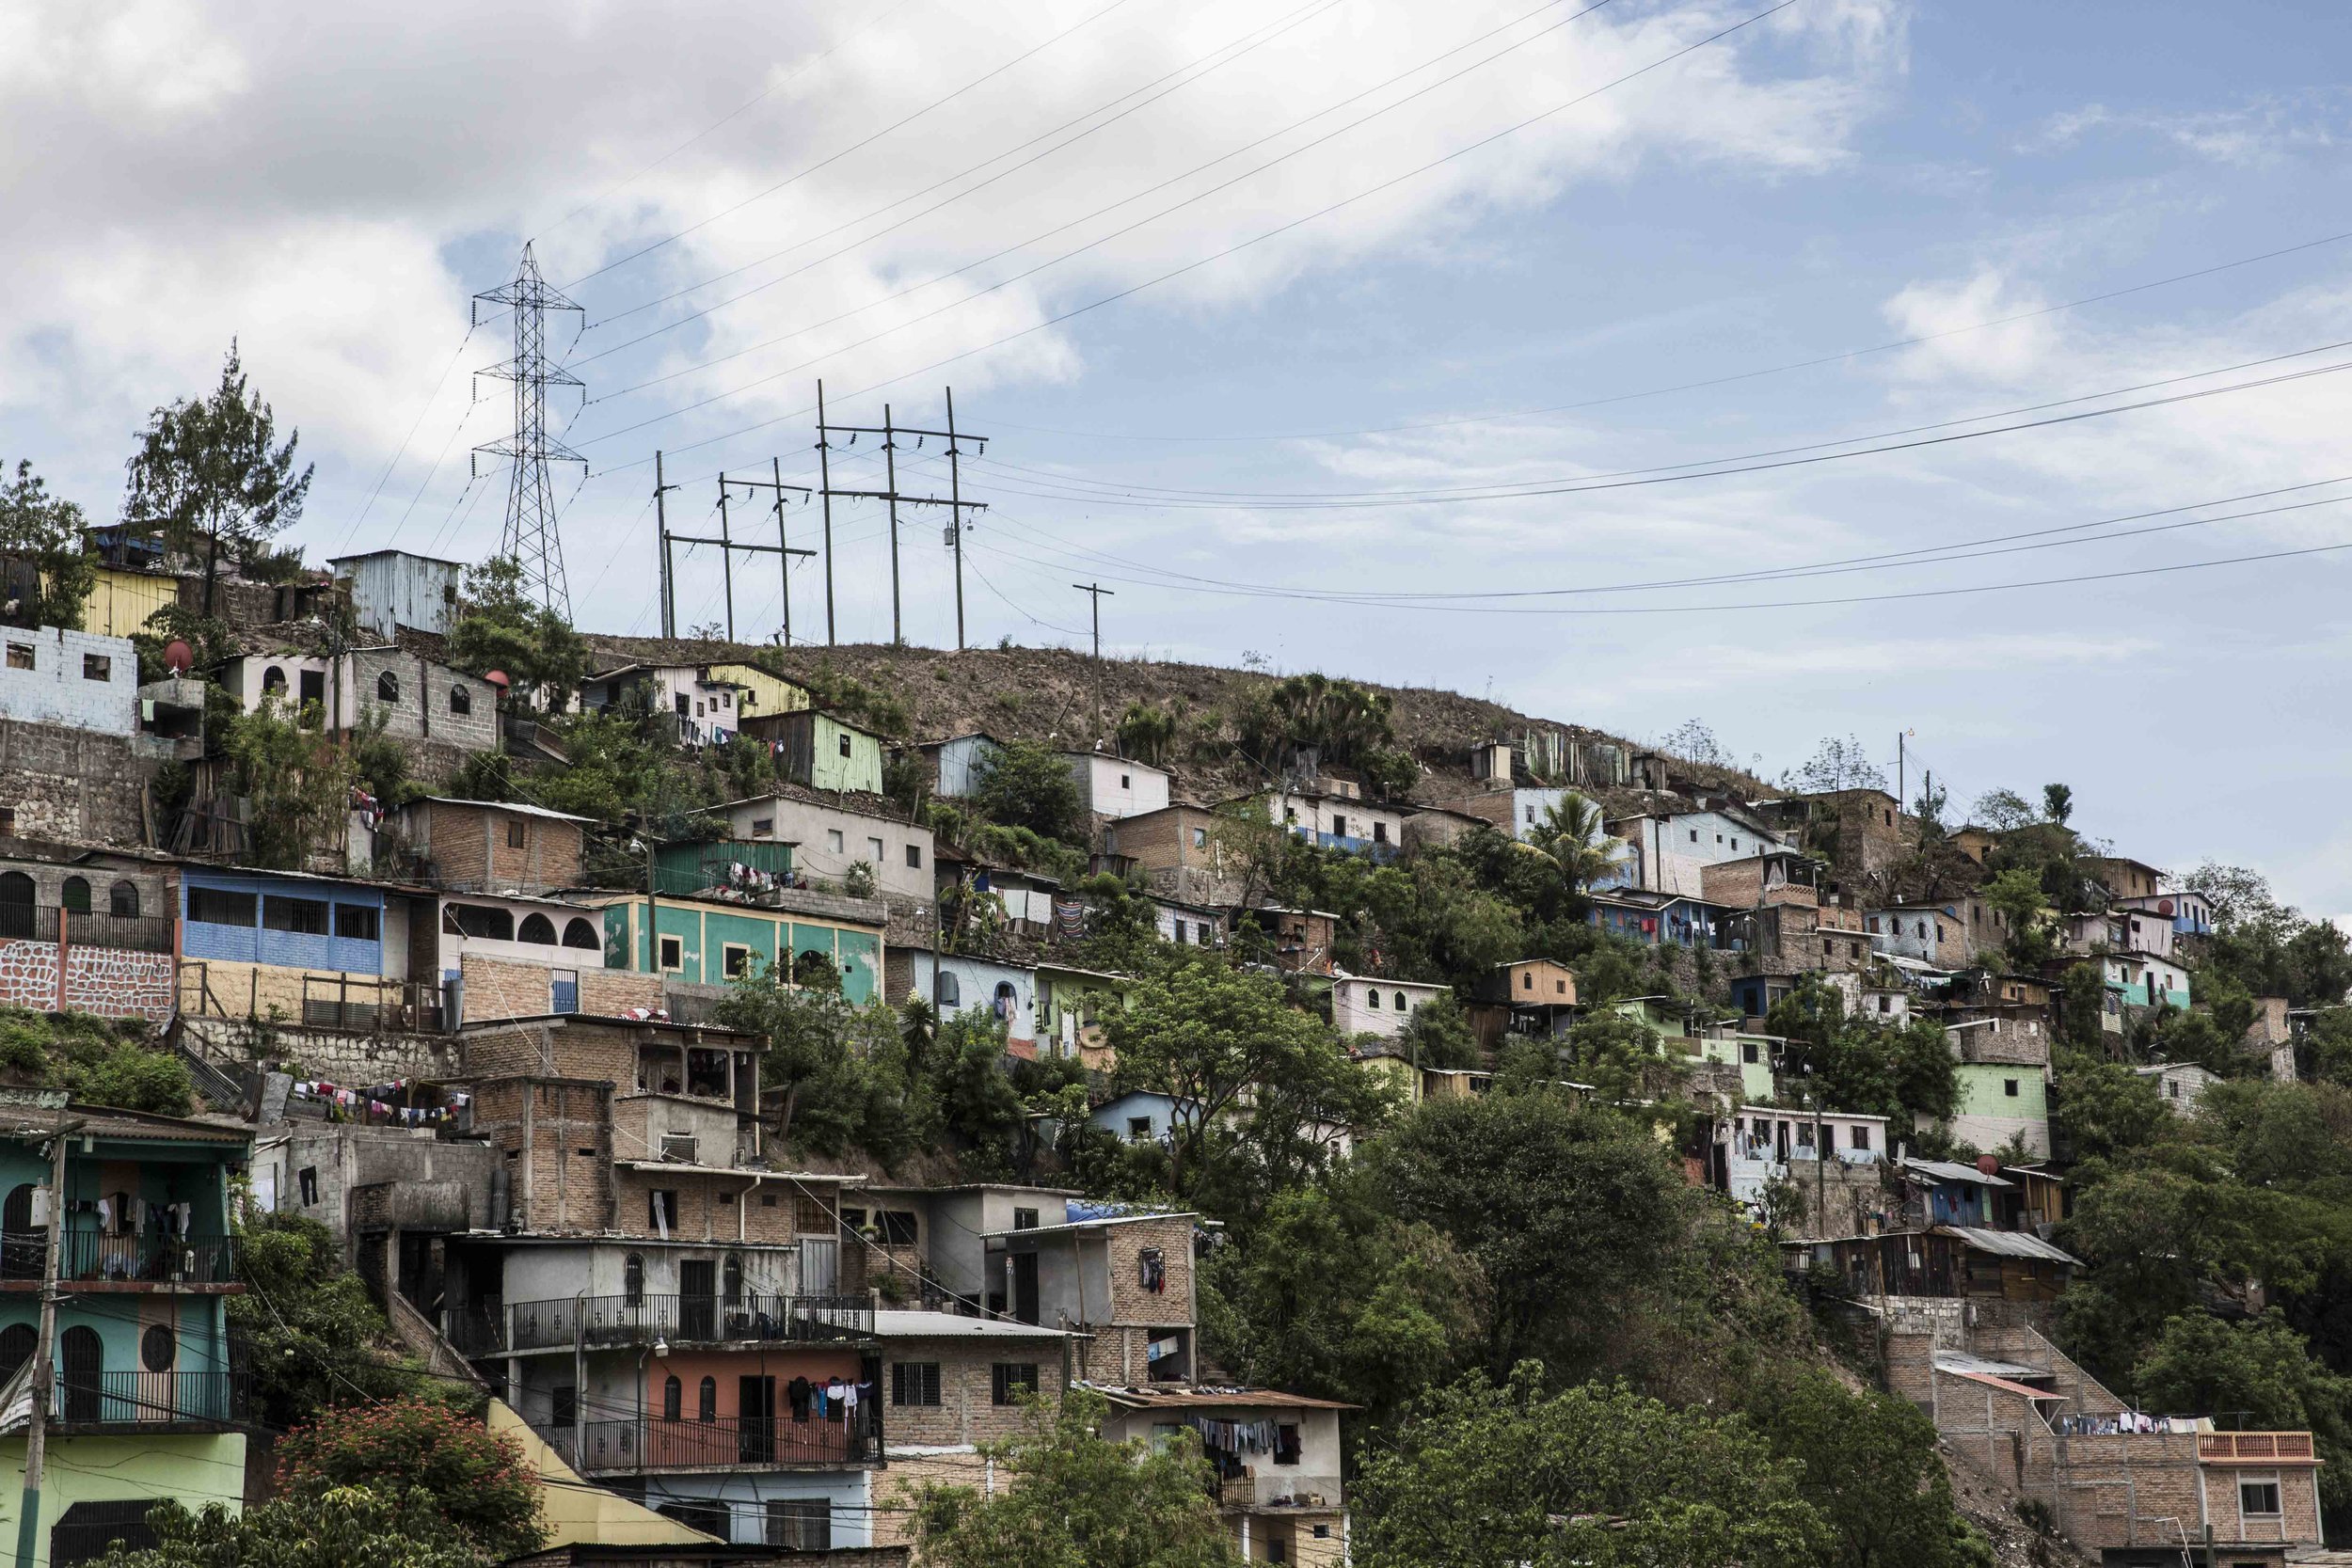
472 244 587 619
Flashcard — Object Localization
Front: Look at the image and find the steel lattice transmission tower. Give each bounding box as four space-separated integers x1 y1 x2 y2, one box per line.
471 243 585 619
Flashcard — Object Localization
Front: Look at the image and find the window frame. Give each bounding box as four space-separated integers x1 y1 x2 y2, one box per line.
891 1361 943 1407
991 1363 1040 1405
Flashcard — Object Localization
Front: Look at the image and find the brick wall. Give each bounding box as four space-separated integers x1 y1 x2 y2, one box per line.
461 1018 637 1085
1103 1217 1194 1333
459 952 660 1028
880 1339 1061 1449
180 1013 461 1084
0 721 151 843
472 1077 613 1232
407 802 585 894
871 1449 1001 1551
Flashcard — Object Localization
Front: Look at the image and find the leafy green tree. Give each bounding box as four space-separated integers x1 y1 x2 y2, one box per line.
441 556 590 711
1742 1366 1994 1568
230 1214 418 1429
68 1040 193 1116
2135 1310 2352 1510
1782 735 1886 793
1391 992 1479 1069
2042 783 2074 825
1982 866 2052 966
1105 959 1343 1196
1764 978 1955 1125
89 1489 488 1568
971 737 1086 842
2050 1052 2170 1162
1970 789 2039 832
717 975 920 1152
1352 1365 1833 1568
1530 792 1618 892
219 695 358 869
1116 701 1177 767
906 1387 1243 1568
0 460 95 629
122 342 312 615
2054 961 2108 1051
277 1398 548 1559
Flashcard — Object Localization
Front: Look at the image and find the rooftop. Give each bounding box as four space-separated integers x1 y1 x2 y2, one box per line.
409 797 598 825
874 1310 1074 1340
1082 1382 1357 1413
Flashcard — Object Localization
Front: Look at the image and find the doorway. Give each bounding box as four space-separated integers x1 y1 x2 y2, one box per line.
739 1375 775 1464
678 1259 716 1340
1011 1252 1040 1326
60 1325 102 1421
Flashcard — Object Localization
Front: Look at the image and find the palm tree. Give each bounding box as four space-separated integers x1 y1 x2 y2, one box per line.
1533 792 1619 891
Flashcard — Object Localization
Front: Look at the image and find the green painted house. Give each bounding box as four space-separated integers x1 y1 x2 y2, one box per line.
1034 962 1132 1064
1696 1033 1777 1102
756 710 885 796
0 1101 249 1567
1947 1063 2052 1159
591 892 882 1005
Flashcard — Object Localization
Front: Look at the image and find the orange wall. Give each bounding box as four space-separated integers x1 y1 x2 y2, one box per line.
644 1346 863 1418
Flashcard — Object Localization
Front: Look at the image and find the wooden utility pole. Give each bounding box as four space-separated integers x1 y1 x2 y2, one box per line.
946 388 966 651
1073 582 1115 742
816 382 837 646
882 406 901 644
814 390 988 650
651 451 682 639
716 475 737 642
14 1111 81 1568
661 474 811 646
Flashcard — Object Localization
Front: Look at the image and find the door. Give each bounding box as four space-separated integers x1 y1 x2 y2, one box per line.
297 669 326 710
60 1325 102 1422
1011 1252 1040 1326
798 1237 838 1295
678 1259 717 1341
2 1185 40 1281
739 1375 775 1465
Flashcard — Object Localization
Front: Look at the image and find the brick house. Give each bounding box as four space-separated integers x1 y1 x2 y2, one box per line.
382 798 591 896
980 1209 1200 1385
1092 1385 1354 1568
1103 803 1249 908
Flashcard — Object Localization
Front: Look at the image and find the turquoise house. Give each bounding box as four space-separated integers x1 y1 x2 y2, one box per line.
0 1101 249 1567
591 893 882 1006
2105 952 2190 1011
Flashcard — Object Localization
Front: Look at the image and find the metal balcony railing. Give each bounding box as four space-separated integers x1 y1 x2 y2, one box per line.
63 910 175 954
453 1292 873 1356
52 1370 246 1427
0 1230 235 1286
554 1411 880 1473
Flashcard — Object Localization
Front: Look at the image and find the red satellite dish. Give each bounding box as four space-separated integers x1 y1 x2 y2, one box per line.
2156 898 2175 917
483 670 511 690
163 640 193 674
1975 1153 2001 1178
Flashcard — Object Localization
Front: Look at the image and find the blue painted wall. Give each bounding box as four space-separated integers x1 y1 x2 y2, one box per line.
181 871 386 975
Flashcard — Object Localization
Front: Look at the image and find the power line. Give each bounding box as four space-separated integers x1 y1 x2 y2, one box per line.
334 323 480 555
580 0 1779 473
574 0 1601 378
561 0 1150 293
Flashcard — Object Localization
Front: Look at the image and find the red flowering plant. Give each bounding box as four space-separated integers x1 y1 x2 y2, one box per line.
276 1395 548 1559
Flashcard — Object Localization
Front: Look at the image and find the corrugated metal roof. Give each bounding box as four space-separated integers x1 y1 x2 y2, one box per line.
1946 1369 2065 1401
1939 1225 2079 1264
874 1310 1073 1340
1905 1158 2014 1188
1934 1352 2044 1379
416 797 598 825
1083 1383 1358 1412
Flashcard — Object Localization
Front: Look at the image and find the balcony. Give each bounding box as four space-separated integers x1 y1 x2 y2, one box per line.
2199 1432 2317 1464
0 1231 236 1288
52 1370 246 1431
0 906 174 954
452 1292 874 1357
1211 1473 1343 1510
552 1412 881 1474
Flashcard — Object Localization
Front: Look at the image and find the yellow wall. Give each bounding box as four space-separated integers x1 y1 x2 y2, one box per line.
488 1400 720 1549
79 568 180 638
707 663 813 718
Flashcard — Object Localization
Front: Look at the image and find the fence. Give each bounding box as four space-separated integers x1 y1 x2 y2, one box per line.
53 1370 246 1427
64 909 175 954
0 1229 235 1285
560 1411 880 1473
452 1292 875 1356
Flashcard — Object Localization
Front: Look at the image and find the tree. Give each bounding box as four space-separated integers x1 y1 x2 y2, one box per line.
1105 959 1342 1196
1350 1365 1833 1568
2050 1053 2170 1162
716 975 922 1154
122 342 312 615
1971 788 2039 832
89 1489 488 1568
1743 1367 1993 1568
219 695 358 869
277 1397 548 1560
2134 1310 2352 1510
906 1387 1243 1568
440 556 590 711
1116 701 1178 767
971 737 1086 843
1530 792 1618 892
0 460 95 629
2042 783 2074 825
1982 866 2052 966
1764 978 1956 1126
1782 735 1886 793
1391 992 1479 1069
230 1214 419 1429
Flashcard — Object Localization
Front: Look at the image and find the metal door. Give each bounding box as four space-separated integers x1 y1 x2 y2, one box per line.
678 1259 717 1340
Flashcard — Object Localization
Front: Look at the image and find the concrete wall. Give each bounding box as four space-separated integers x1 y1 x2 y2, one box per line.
1065 753 1170 820
723 797 932 902
258 1121 498 1250
1947 1063 2052 1158
0 627 138 736
347 647 500 753
181 1013 462 1084
1331 974 1444 1040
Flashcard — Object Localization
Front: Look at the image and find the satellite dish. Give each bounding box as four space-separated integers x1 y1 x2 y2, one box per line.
483 670 511 690
1975 1153 2001 1178
163 640 194 675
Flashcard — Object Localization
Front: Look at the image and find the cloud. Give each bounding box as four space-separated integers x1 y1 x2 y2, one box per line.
2023 96 2342 166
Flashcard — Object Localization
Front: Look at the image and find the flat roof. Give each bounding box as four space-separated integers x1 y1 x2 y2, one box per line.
613 1160 865 1184
1084 1383 1358 1413
874 1310 1074 1340
983 1211 1196 1241
413 797 598 825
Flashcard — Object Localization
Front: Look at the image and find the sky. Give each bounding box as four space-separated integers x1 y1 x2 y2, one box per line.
8 0 2352 910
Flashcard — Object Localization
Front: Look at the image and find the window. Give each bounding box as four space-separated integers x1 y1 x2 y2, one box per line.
262 895 330 935
936 971 961 1007
1741 1041 1759 1065
724 1254 743 1304
765 1500 831 1552
1274 1423 1302 1465
376 670 400 703
1191 828 1207 849
1366 990 1381 1010
751 817 774 837
698 1376 718 1421
649 1190 679 1232
659 935 684 971
826 829 844 854
140 1323 174 1371
838 733 852 758
187 887 256 927
59 877 89 914
992 1363 1040 1404
1331 814 1347 837
0 1324 32 1384
1120 773 1131 789
1555 978 1566 995
1127 1116 1153 1141
866 836 884 863
1013 1207 1040 1229
4 643 31 671
260 663 285 692
892 1362 943 1406
2004 1078 2020 1098
2168 1080 2181 1100
517 913 557 944
107 881 139 918
1521 972 1533 990
82 653 110 682
2239 1479 2281 1518
1851 1124 1870 1150
444 903 514 941
906 843 922 869
563 918 600 949
334 904 379 942
449 685 471 714
662 1375 682 1421
1730 837 1739 850
1688 830 1698 843
624 1254 644 1303
551 969 579 1014
1392 990 1408 1010
723 943 753 979
506 819 527 849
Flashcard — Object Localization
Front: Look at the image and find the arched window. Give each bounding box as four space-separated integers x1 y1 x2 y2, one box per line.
0 874 30 906
262 665 287 693
936 971 961 1008
108 880 139 918
0 1324 31 1383
141 1323 175 1372
1365 989 1380 1010
0 1184 37 1281
60 1325 102 1421
563 918 601 949
662 1375 682 1422
624 1253 645 1304
1393 991 1407 1010
994 981 1016 1020
517 913 557 945
449 685 471 715
698 1376 717 1422
59 877 89 914
376 671 400 704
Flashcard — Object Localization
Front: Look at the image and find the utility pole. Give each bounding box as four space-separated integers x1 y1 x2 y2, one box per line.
1897 731 1906 820
652 451 681 640
14 1111 81 1568
716 475 737 643
1073 582 1115 742
658 473 812 646
816 390 988 648
717 466 817 646
471 244 586 619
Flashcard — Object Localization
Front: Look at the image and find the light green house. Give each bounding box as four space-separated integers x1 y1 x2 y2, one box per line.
0 1101 249 1567
2104 953 2190 1012
1947 1063 2052 1159
761 709 885 796
591 891 882 1006
1034 962 1132 1066
1696 1033 1777 1102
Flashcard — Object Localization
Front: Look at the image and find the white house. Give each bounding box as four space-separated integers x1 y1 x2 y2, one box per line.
1332 971 1449 1041
1062 752 1171 820
1610 809 1785 895
0 626 138 736
2136 1061 2221 1116
721 792 934 902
